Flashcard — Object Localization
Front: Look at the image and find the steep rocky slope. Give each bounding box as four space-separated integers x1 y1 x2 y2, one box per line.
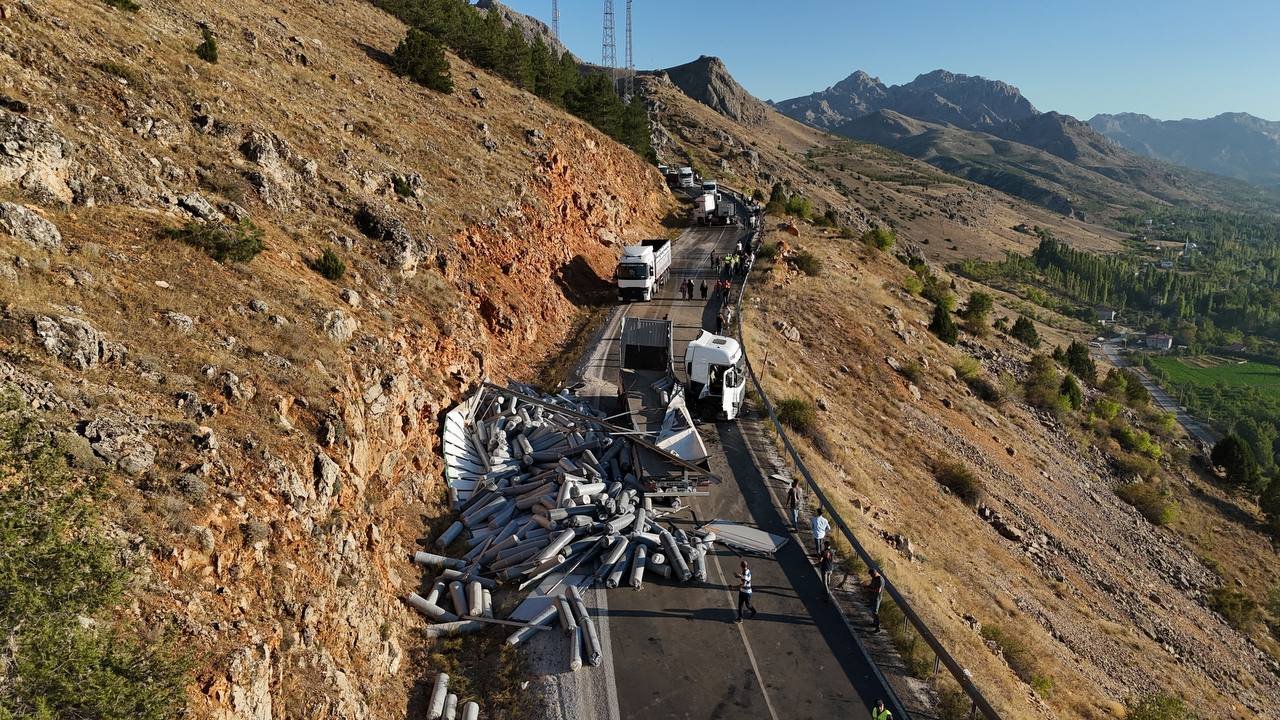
0 1 670 717
653 55 770 127
1090 111 1280 188
743 224 1280 719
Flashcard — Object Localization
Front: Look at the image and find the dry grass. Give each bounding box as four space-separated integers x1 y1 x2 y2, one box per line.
741 221 1277 718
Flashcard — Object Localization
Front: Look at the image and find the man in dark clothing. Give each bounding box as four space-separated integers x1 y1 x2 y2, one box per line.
734 560 757 622
786 478 802 528
868 569 885 632
699 279 708 300
715 310 725 335
818 546 834 597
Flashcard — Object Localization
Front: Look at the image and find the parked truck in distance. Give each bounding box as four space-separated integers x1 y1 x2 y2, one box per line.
678 167 695 189
615 239 671 302
685 331 746 420
713 196 737 226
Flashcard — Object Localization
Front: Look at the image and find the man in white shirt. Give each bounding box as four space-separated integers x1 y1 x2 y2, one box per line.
734 560 757 623
811 508 830 557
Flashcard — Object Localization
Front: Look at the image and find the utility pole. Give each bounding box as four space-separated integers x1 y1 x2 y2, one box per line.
552 0 559 40
602 0 617 83
624 0 634 98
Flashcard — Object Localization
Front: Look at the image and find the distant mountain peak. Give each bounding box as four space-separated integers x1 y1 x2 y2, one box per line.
1089 111 1280 187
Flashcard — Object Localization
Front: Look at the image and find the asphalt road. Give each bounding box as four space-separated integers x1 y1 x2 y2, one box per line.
572 210 890 719
1099 341 1219 448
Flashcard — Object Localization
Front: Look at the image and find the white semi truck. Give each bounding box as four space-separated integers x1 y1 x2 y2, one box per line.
615 239 671 302
692 192 716 226
685 331 746 420
678 167 695 189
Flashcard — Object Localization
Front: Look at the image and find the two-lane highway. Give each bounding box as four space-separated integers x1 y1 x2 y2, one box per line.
569 204 894 719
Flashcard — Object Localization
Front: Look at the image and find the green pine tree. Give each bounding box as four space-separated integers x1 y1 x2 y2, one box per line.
391 29 454 93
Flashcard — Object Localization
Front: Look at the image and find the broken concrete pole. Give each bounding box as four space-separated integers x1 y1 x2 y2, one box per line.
461 702 479 720
629 544 647 589
566 586 602 667
448 581 469 617
659 529 693 582
467 581 483 616
568 625 583 671
423 582 447 606
408 593 460 623
535 528 577 564
422 620 485 638
505 603 559 646
435 521 465 548
414 552 466 570
427 673 449 720
556 596 578 634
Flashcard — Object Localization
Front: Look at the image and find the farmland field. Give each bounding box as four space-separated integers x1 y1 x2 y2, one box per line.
1149 356 1280 402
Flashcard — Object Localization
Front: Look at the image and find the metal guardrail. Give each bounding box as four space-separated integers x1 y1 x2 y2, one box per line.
727 216 1002 720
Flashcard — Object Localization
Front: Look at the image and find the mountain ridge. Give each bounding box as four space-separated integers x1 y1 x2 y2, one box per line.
1089 111 1280 187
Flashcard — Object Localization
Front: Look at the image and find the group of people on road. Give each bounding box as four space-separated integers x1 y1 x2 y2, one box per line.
677 277 707 301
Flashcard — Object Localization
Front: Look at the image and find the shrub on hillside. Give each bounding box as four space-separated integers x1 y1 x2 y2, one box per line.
195 28 218 63
783 194 813 220
310 249 347 281
838 226 858 240
1059 374 1083 411
1024 354 1061 410
902 274 924 295
1010 315 1040 348
0 396 192 719
103 0 140 11
929 304 958 345
776 398 816 434
1112 451 1160 483
392 29 453 93
980 624 1053 694
755 241 780 261
862 226 895 251
1115 480 1178 525
933 459 982 505
898 360 924 385
1115 425 1162 459
790 250 822 277
1126 694 1192 720
1212 434 1263 491
1065 340 1097 384
166 220 264 263
1209 585 1259 632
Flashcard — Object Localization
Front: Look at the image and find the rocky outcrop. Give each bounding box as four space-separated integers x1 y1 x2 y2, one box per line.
33 315 124 370
0 201 61 250
0 109 76 204
353 205 426 275
658 56 769 126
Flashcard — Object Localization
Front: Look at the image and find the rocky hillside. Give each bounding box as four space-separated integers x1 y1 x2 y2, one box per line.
1090 111 1280 188
0 0 670 717
775 68 1280 219
653 55 769 127
744 222 1280 718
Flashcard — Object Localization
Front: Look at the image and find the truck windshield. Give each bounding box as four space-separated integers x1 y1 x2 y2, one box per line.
616 263 650 280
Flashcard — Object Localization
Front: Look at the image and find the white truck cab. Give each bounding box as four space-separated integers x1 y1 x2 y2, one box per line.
685 331 747 420
678 167 695 188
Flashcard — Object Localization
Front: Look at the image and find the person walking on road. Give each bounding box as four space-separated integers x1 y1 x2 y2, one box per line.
699 279 708 300
715 310 725 335
818 545 835 597
734 560 757 623
786 478 802 528
868 568 885 632
871 699 893 720
810 508 830 557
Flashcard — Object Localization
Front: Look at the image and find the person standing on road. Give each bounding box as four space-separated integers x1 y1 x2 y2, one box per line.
710 251 717 268
868 568 885 632
810 508 830 557
700 279 708 300
786 478 802 528
871 699 892 720
734 560 757 623
715 310 725 335
819 546 835 597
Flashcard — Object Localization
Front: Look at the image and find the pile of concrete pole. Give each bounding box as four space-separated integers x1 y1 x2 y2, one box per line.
407 383 715 671
425 673 480 720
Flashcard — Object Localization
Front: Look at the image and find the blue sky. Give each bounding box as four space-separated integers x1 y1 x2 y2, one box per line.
501 0 1280 121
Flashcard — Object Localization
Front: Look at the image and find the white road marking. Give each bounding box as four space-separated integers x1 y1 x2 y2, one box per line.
708 552 782 720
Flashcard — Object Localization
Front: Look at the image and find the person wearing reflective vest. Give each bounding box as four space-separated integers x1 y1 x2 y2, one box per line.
872 699 892 720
